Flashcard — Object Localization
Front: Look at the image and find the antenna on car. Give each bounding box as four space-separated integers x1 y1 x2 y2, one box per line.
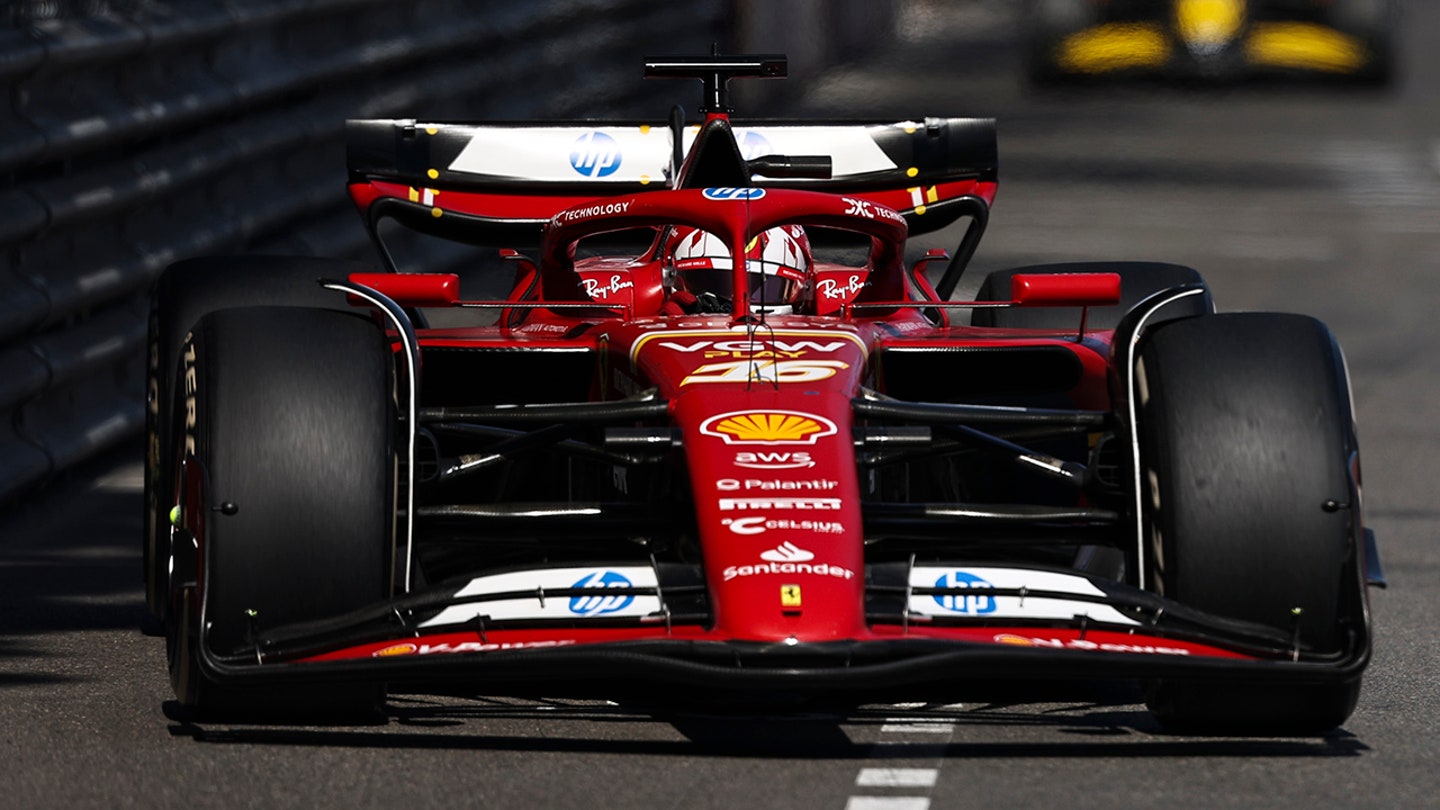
643 53 787 114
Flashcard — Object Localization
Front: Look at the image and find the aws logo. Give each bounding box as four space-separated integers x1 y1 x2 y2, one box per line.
700 411 838 446
735 451 814 470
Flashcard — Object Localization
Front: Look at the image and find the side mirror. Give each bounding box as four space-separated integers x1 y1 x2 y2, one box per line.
1010 272 1121 307
347 273 460 307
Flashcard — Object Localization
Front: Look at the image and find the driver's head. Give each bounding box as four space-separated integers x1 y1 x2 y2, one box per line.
669 225 811 308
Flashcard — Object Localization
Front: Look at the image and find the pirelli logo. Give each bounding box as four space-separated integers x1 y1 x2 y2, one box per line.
718 498 841 511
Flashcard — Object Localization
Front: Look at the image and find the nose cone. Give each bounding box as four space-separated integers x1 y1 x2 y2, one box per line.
676 390 867 641
629 321 872 641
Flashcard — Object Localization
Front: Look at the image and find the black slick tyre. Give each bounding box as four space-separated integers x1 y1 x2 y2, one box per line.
972 262 1212 331
144 255 370 622
167 306 393 721
1136 312 1364 735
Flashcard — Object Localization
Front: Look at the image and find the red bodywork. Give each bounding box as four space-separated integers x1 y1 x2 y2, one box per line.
176 97 1367 697
299 155 1244 672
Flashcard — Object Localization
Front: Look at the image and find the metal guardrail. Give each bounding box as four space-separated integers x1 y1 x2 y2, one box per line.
0 0 896 506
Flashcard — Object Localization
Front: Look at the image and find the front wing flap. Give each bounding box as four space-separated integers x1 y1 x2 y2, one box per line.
193 564 1369 692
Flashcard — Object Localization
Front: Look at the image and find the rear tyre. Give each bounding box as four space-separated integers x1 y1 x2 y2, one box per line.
972 262 1211 330
1136 313 1364 735
167 306 393 721
144 255 369 622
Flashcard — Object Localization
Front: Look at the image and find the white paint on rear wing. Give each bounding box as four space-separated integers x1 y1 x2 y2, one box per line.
729 126 897 176
446 125 898 182
448 126 672 182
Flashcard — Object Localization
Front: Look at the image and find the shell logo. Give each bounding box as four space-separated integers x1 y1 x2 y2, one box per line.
699 410 838 446
372 642 419 657
993 634 1034 647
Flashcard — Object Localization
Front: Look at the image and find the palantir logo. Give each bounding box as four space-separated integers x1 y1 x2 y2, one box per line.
702 187 766 200
570 131 622 178
932 571 997 614
569 570 635 615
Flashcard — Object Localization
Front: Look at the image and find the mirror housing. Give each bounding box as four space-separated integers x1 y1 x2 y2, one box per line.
348 273 460 307
1010 272 1121 307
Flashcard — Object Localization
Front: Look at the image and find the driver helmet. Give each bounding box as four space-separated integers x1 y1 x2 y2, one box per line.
669 225 811 308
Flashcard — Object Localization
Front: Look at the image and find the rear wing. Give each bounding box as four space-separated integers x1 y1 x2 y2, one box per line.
346 117 998 248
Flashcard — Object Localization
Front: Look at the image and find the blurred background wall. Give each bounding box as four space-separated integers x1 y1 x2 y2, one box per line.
0 0 900 505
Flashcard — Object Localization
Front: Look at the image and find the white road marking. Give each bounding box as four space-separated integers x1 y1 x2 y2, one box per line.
844 799 931 810
846 707 959 809
879 720 955 734
856 768 939 788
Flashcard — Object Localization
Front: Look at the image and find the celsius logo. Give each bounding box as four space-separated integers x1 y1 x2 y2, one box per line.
760 541 814 563
738 130 773 160
570 131 621 178
933 571 997 614
721 517 845 536
722 517 768 536
702 187 766 200
569 570 635 615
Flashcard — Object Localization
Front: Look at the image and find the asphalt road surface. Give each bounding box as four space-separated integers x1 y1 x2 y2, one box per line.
4 2 1439 808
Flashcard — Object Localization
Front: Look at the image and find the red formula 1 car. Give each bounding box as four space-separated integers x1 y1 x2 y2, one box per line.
145 54 1378 733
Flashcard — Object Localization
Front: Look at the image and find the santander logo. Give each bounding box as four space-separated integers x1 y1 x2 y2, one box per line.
760 541 814 563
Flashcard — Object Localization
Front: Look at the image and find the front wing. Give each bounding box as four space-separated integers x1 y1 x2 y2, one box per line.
190 563 1369 694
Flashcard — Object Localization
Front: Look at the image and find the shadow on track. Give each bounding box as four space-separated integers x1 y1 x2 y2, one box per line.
164 688 1371 760
0 443 149 685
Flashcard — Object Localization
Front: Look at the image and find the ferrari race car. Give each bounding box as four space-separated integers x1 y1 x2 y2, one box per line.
1026 0 1397 83
144 54 1379 733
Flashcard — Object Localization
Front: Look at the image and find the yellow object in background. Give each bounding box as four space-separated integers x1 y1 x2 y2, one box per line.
1176 0 1246 49
1247 23 1368 73
1057 23 1170 74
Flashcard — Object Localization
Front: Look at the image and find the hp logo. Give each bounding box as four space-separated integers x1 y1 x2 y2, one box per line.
569 570 635 616
738 130 773 160
570 131 622 178
702 187 767 200
932 571 997 614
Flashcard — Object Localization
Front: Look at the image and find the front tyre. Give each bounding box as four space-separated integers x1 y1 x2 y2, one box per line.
144 255 370 622
168 306 394 720
1136 313 1366 735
